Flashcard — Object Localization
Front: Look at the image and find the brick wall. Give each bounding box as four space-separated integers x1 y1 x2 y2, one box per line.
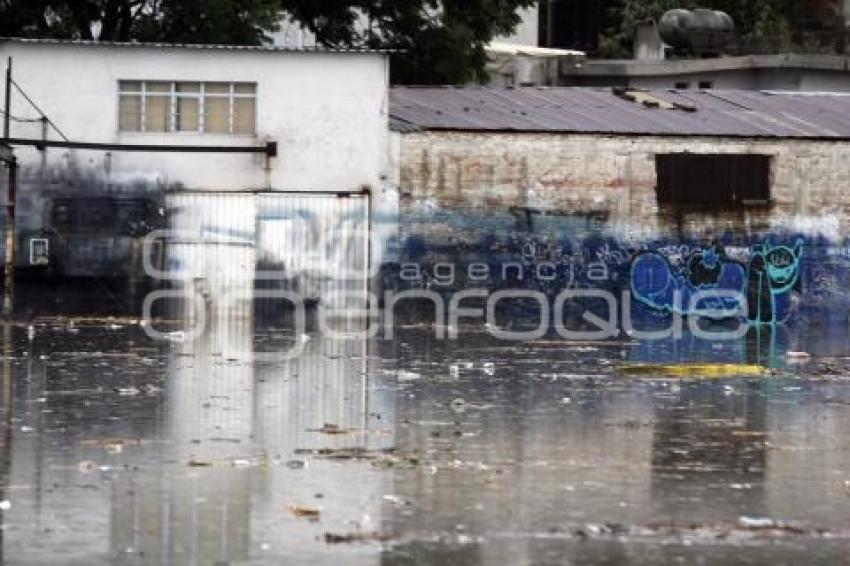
398 131 850 242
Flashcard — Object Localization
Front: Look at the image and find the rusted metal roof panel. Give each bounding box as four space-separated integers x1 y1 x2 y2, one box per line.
390 87 850 139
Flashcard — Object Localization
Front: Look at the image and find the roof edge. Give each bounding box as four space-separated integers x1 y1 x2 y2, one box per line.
0 37 398 54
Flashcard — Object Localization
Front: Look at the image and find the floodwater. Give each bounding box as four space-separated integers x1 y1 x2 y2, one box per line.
1 315 850 565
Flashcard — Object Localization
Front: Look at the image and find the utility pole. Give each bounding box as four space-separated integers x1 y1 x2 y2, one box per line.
3 57 14 319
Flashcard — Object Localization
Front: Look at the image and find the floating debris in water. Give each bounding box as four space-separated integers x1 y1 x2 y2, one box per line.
618 364 766 379
786 351 812 364
397 370 422 381
288 505 321 519
114 387 140 396
324 532 393 544
307 423 356 435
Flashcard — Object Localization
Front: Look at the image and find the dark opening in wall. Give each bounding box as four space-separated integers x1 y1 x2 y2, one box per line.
699 80 714 89
655 154 771 208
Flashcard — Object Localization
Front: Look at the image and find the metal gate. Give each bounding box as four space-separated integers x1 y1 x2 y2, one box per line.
164 191 370 329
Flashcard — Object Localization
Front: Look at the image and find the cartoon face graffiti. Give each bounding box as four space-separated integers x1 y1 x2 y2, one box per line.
764 241 803 290
631 239 804 326
686 245 723 288
747 239 803 325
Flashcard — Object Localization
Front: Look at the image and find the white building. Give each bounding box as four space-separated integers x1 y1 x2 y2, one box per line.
0 38 391 193
0 39 397 315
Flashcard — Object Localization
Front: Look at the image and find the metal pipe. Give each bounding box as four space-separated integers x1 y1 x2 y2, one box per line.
3 57 10 140
3 158 15 318
6 137 277 156
2 58 12 319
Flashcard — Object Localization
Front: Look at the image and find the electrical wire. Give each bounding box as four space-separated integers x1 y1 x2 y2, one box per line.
0 110 44 123
10 79 70 141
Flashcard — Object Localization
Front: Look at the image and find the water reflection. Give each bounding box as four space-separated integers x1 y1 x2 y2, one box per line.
0 315 849 564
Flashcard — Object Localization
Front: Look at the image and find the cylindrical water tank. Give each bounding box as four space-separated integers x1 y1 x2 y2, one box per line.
658 9 735 53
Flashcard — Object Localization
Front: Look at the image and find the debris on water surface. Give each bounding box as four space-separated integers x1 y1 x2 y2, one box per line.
618 364 766 379
115 387 140 396
382 494 412 506
78 461 98 473
396 370 421 382
163 331 186 343
27 325 35 341
287 505 321 519
294 447 419 468
324 531 393 544
450 398 467 413
187 460 214 467
307 423 356 435
0 500 11 510
786 351 812 362
285 459 307 470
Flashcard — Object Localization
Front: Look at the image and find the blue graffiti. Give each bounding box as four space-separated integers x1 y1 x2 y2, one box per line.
746 239 804 325
630 240 803 325
630 244 747 319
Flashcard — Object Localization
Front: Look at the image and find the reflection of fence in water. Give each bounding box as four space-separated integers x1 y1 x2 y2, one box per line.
164 192 370 328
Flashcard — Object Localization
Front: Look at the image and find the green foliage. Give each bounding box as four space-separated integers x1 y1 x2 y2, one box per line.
0 0 537 84
0 0 281 43
282 0 537 84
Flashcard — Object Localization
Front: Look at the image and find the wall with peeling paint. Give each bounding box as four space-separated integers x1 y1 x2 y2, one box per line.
398 131 850 243
391 130 850 335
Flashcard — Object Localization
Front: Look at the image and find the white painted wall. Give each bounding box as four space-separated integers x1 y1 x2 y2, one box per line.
0 41 391 193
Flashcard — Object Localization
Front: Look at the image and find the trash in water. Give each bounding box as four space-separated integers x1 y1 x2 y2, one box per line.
324 532 393 544
187 460 214 467
450 398 467 413
163 331 186 343
738 516 776 529
115 387 140 396
618 364 766 379
78 461 98 474
307 423 356 435
382 494 411 506
285 459 308 470
397 370 421 382
786 351 812 364
0 500 11 510
288 505 321 519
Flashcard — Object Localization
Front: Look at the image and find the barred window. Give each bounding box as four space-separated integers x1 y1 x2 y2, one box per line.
118 81 256 135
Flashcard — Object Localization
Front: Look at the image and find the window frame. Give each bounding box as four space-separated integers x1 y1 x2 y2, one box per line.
118 80 257 135
655 153 773 210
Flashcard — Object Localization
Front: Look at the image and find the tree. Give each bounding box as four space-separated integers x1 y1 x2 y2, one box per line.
280 0 536 84
0 0 537 84
0 1 281 44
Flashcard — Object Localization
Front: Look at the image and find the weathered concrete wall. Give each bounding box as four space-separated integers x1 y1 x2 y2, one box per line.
399 131 850 242
393 130 850 332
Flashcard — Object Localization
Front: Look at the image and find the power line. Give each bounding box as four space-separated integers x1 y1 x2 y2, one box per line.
0 110 44 124
9 78 70 142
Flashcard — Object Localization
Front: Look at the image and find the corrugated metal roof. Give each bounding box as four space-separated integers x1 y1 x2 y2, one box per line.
389 86 850 139
0 37 395 54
